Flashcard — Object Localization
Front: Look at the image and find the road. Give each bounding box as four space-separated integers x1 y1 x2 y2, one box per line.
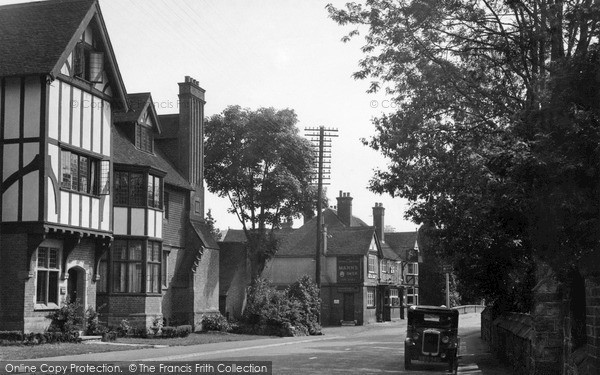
38 313 510 375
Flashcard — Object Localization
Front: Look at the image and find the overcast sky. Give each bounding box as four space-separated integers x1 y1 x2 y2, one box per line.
4 0 419 233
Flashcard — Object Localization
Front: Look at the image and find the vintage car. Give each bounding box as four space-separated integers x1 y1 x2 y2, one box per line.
404 305 460 372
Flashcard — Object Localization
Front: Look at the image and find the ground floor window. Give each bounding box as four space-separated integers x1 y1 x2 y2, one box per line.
36 247 60 306
367 288 375 307
390 288 400 306
112 239 143 293
406 287 419 305
103 238 162 294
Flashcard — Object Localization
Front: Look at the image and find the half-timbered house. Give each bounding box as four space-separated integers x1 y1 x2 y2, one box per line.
0 0 128 332
0 0 219 332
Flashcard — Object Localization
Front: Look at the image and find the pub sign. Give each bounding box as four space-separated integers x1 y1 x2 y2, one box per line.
337 257 361 283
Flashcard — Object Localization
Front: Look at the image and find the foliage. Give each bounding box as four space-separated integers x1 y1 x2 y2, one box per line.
242 277 321 336
48 299 84 333
0 331 81 346
204 106 316 280
201 314 231 332
327 0 600 312
160 325 192 338
85 306 109 335
117 319 131 337
205 209 222 241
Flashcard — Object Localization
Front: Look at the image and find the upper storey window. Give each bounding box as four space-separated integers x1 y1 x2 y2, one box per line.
74 42 104 83
114 171 162 209
61 149 100 195
136 112 154 153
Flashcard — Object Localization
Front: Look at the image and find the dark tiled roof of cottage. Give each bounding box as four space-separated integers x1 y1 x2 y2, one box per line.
380 242 399 261
156 114 180 139
112 125 192 190
325 227 376 256
113 93 152 123
385 232 418 260
221 229 248 243
0 0 94 77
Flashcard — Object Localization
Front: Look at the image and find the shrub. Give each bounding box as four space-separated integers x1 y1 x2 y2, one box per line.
48 299 84 333
117 319 131 337
201 314 231 332
0 331 23 342
102 331 117 342
176 325 192 337
241 276 322 336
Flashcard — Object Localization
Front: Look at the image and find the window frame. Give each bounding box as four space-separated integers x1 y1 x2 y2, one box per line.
74 41 104 83
108 238 163 295
367 288 375 308
368 254 377 276
135 123 154 153
114 170 163 209
60 149 100 196
35 247 61 309
111 239 143 294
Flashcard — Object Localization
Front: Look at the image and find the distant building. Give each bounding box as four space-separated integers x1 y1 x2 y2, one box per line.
220 191 421 325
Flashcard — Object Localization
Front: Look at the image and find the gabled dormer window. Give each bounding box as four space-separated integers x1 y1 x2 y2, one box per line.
74 42 104 83
136 123 153 153
135 112 154 153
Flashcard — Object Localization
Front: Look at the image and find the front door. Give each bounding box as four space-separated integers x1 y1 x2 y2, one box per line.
67 268 78 303
343 293 354 321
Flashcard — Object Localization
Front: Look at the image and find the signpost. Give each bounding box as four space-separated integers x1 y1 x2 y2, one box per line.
442 264 452 307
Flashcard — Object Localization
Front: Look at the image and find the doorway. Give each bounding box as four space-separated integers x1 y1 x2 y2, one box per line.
67 267 86 329
343 293 354 321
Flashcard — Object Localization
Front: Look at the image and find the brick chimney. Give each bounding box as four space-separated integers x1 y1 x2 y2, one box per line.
336 191 353 227
373 202 385 243
178 76 206 219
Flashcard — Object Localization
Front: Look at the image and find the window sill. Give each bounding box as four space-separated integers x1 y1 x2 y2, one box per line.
59 187 100 199
34 303 60 311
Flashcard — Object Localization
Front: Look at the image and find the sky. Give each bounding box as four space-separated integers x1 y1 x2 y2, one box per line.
4 0 419 233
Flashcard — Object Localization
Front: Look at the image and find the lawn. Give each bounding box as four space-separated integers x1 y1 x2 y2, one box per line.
0 331 266 360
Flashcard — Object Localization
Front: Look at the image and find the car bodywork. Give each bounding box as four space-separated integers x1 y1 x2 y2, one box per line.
404 305 459 373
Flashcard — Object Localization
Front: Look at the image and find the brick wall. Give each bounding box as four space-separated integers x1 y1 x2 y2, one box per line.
0 233 28 331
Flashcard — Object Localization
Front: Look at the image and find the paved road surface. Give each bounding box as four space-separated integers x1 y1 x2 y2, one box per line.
33 313 510 374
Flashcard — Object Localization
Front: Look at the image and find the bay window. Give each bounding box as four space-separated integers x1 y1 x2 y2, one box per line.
114 171 162 209
61 149 99 195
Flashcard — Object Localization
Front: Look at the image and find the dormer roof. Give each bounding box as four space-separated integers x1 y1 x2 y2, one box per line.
0 0 128 109
114 93 162 134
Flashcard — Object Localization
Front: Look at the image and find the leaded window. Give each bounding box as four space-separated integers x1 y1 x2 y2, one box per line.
61 149 99 195
36 247 60 305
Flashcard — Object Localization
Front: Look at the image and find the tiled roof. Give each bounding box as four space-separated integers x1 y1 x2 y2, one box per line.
156 114 180 139
0 0 128 109
112 125 192 190
221 229 248 243
385 232 419 261
190 220 219 250
325 227 376 256
113 93 152 123
0 0 94 77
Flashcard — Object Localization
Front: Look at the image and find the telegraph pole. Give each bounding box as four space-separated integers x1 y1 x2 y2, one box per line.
305 127 338 288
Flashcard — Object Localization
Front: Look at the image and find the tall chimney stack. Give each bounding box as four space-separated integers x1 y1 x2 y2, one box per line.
373 202 385 243
336 191 353 227
178 76 206 220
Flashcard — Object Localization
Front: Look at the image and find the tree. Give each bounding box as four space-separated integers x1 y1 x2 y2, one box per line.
204 105 316 280
327 1 600 313
205 209 222 242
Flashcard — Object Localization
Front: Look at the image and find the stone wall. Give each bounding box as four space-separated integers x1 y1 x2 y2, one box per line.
482 309 533 375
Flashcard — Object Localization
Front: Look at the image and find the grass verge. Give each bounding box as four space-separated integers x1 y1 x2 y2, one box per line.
0 331 267 360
